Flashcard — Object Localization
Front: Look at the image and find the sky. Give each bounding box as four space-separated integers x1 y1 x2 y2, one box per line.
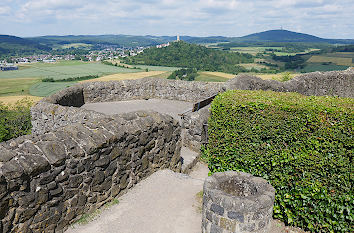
0 0 353 38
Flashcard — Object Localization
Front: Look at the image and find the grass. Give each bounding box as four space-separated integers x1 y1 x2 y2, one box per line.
308 55 353 66
248 72 298 81
195 72 229 82
109 60 179 71
61 43 92 49
239 63 268 70
80 71 167 82
73 199 119 226
29 82 76 97
199 71 235 79
148 71 173 79
0 61 139 80
230 47 283 55
0 78 40 96
195 191 204 213
0 95 42 105
301 63 349 73
133 65 180 71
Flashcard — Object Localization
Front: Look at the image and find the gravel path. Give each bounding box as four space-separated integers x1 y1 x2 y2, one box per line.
82 99 193 120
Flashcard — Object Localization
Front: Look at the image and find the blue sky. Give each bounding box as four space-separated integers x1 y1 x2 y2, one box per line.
0 0 353 38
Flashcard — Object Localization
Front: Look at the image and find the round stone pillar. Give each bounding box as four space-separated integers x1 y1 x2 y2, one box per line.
202 171 275 233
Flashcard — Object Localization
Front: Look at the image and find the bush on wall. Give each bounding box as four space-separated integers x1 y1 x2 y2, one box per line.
0 98 32 142
203 90 353 233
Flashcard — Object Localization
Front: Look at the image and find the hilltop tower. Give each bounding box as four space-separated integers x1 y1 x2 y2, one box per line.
177 35 180 41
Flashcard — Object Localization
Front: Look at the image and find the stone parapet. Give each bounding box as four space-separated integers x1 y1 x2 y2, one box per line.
0 111 182 233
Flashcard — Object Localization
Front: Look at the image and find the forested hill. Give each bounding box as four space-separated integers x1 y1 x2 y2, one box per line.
239 29 354 44
124 41 253 73
0 35 51 57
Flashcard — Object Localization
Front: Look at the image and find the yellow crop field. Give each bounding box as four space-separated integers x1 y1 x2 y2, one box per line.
250 73 298 81
0 95 42 105
199 72 235 79
240 63 268 70
308 56 353 66
80 71 167 82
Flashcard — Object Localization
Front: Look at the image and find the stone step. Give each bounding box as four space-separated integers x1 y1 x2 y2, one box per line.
181 146 200 174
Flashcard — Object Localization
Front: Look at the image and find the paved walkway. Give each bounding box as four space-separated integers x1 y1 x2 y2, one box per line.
66 163 305 233
77 99 306 233
66 163 209 233
82 99 193 120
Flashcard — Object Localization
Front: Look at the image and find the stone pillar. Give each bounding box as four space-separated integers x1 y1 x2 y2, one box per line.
202 171 275 233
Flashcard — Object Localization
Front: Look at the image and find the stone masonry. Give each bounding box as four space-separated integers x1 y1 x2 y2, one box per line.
0 69 352 232
0 111 182 232
202 171 275 233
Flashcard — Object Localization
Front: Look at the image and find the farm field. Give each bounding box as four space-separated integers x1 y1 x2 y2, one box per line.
29 82 76 97
107 60 179 71
229 47 319 56
133 65 179 71
301 63 349 73
230 47 283 55
0 62 139 80
80 71 166 82
0 78 40 96
60 43 92 49
308 55 353 66
199 71 235 79
239 63 268 70
251 72 298 81
0 95 42 105
195 72 229 82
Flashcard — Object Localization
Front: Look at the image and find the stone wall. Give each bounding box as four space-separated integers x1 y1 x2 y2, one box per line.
0 111 182 233
2 69 353 232
227 68 354 98
31 69 354 149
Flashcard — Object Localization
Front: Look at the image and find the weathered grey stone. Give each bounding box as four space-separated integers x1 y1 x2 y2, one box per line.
0 147 16 163
211 203 225 216
202 171 275 233
228 211 244 223
36 141 67 166
68 175 83 188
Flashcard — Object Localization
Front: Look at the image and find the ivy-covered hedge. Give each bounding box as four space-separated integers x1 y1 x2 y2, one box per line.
203 90 353 233
0 99 32 142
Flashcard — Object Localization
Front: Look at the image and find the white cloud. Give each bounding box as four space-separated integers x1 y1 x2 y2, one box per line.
0 6 11 15
0 0 353 38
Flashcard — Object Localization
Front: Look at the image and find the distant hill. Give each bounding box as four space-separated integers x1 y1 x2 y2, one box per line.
123 41 253 74
0 35 51 57
1 29 354 58
28 35 169 48
28 35 231 48
239 29 354 44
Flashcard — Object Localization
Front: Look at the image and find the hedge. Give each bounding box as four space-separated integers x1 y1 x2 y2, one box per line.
203 90 353 233
0 99 32 142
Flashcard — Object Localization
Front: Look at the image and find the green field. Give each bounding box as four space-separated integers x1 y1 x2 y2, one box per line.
29 82 76 97
0 61 143 97
61 43 92 49
301 63 349 73
133 65 179 71
195 72 229 82
0 62 139 80
230 47 283 55
0 78 40 96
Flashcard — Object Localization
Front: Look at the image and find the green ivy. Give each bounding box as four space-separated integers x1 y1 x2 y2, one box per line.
204 90 353 233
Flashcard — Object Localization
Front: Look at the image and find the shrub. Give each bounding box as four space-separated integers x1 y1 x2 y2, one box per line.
203 90 353 233
0 98 32 142
167 68 197 81
42 75 99 82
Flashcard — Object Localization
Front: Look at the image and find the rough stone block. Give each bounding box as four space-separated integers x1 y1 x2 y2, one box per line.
210 203 224 216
